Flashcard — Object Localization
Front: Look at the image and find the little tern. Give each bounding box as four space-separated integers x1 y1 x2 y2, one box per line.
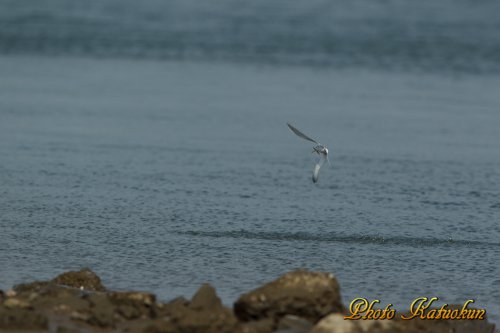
287 123 330 183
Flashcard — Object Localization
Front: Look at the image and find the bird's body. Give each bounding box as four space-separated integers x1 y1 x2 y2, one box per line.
312 144 328 155
287 123 330 183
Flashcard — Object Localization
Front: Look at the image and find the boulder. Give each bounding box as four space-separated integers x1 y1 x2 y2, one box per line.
0 308 48 330
145 283 241 333
3 297 31 309
1 269 497 333
5 290 16 297
276 314 314 333
394 314 495 333
14 282 88 315
310 313 362 333
240 318 274 333
234 270 344 323
68 291 157 328
52 268 106 291
74 293 117 328
14 280 51 293
357 320 402 333
310 312 496 333
189 284 222 310
14 268 106 293
108 291 157 320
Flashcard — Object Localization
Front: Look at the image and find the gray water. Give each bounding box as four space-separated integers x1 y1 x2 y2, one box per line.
1 0 500 323
1 0 500 72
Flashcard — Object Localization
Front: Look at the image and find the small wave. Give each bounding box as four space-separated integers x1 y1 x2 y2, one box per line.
420 200 466 207
177 230 500 248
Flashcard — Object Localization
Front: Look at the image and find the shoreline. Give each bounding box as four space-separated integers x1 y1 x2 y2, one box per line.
1 268 496 333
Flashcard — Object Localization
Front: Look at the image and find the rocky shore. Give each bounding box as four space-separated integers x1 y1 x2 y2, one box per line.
0 268 496 333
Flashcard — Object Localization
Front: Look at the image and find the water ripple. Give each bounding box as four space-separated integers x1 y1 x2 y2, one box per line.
177 230 500 249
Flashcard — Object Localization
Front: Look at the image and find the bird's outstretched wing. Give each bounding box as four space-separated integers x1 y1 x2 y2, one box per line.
287 123 318 144
312 154 327 183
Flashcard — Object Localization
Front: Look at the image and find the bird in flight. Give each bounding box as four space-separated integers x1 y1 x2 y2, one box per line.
287 123 330 183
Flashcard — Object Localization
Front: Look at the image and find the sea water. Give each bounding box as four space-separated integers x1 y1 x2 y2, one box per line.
0 0 499 322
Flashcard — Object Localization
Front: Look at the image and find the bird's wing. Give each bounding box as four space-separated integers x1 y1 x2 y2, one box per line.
312 154 327 183
287 123 318 144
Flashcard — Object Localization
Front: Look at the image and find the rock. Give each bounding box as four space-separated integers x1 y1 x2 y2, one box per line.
0 308 48 330
457 320 497 333
165 307 240 333
63 284 239 332
1 270 497 333
108 291 157 320
140 319 177 333
57 325 80 333
69 292 149 328
30 283 80 300
149 284 242 333
393 315 495 333
25 283 88 314
310 311 494 333
357 320 402 333
240 318 274 333
52 268 106 291
234 270 344 323
13 268 105 294
87 308 116 328
3 297 31 309
14 280 51 293
5 289 16 298
26 283 79 298
79 293 117 328
115 291 155 306
162 296 189 308
189 283 223 310
310 313 362 333
158 309 236 332
70 310 91 321
276 315 314 333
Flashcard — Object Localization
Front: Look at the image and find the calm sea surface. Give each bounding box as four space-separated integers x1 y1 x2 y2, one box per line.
0 0 499 322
